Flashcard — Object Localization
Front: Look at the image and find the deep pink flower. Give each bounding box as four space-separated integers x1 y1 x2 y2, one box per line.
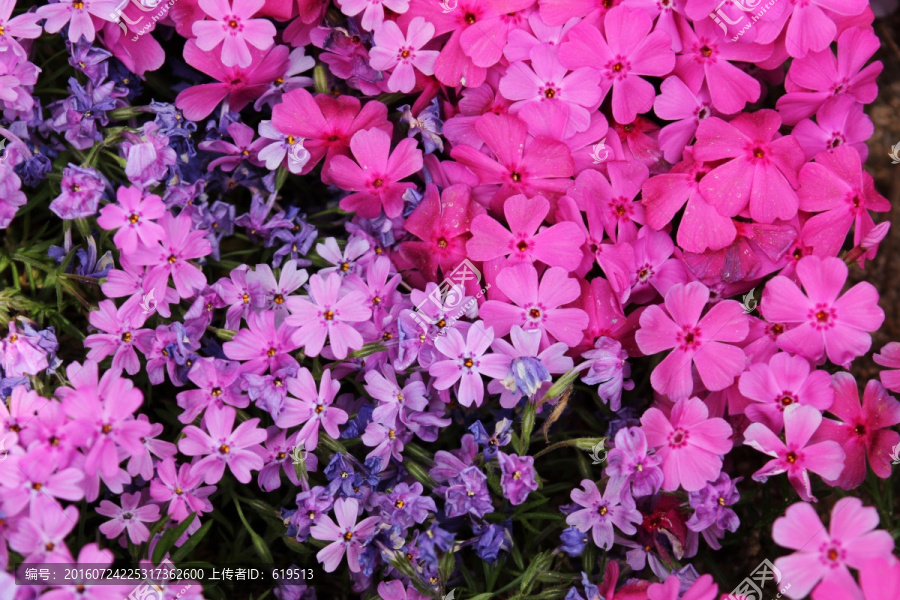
273 368 347 452
648 574 718 600
856 556 900 600
96 186 166 254
654 76 714 164
285 272 372 359
338 0 407 31
760 256 884 368
131 212 212 300
813 374 900 490
429 322 509 408
797 146 890 259
739 352 834 433
558 7 675 124
370 17 438 93
327 128 422 219
466 194 585 272
568 162 648 243
480 263 589 347
694 110 806 224
641 397 733 492
773 498 894 599
636 281 748 400
793 95 873 162
744 404 845 502
84 299 148 375
178 405 266 484
874 342 900 394
96 492 160 544
310 497 381 572
176 357 248 424
223 309 300 374
780 0 869 58
193 0 276 68
2 451 85 517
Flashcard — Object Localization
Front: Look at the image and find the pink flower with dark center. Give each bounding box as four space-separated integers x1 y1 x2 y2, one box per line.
84 299 149 376
337 0 408 31
149 458 215 521
429 322 510 408
223 309 300 375
760 256 884 368
96 492 160 545
272 368 348 452
193 0 276 68
310 497 381 572
96 186 166 254
466 194 585 272
773 498 894 599
131 212 212 300
636 281 748 400
641 396 733 492
178 405 267 485
744 404 845 502
369 17 438 93
813 374 900 490
327 128 423 219
37 0 120 44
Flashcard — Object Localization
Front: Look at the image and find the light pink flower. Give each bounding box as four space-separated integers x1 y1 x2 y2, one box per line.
273 368 348 452
310 497 381 572
178 405 267 485
369 17 438 94
97 186 166 254
337 0 408 32
96 492 160 545
38 0 120 44
193 0 276 68
429 322 509 408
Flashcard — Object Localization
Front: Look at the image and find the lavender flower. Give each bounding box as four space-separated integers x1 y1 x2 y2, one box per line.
581 336 633 412
49 164 105 220
497 452 539 506
605 426 664 499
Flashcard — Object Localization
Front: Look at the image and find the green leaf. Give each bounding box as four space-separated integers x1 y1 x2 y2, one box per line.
405 460 436 489
152 513 197 565
169 519 213 563
233 496 274 564
519 402 536 454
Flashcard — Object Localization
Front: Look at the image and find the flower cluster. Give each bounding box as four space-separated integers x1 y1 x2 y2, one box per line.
0 0 898 599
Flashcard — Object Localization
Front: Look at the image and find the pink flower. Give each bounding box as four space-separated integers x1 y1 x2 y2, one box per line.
175 40 289 121
693 110 806 224
466 194 585 272
149 458 215 521
781 0 868 58
744 404 845 502
97 186 166 254
640 396 733 492
654 76 714 164
874 342 900 394
285 272 372 359
176 357 248 424
193 0 276 68
310 497 381 572
648 574 718 600
223 310 300 375
178 405 267 485
636 281 749 400
479 263 589 347
131 212 212 300
760 256 884 368
739 352 834 433
2 451 85 517
813 374 900 490
569 162 648 243
500 44 602 136
856 556 900 600
558 7 675 124
327 128 423 219
37 0 119 43
793 95 873 162
84 299 148 375
96 492 160 545
369 17 438 94
9 504 79 563
337 0 408 31
429 322 509 408
773 498 894 599
566 479 642 550
797 146 890 259
273 368 348 452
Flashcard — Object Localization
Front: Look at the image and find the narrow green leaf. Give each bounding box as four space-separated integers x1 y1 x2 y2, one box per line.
234 497 274 564
152 513 197 565
169 519 213 563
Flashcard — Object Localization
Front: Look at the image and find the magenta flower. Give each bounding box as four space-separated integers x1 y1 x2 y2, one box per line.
193 0 276 68
558 7 675 124
96 492 160 545
739 352 835 433
857 557 900 600
744 404 845 502
874 342 900 394
466 194 585 272
273 368 347 452
327 128 423 219
285 272 372 359
693 111 805 224
370 17 438 94
760 256 884 368
773 498 894 599
84 299 148 375
636 281 748 400
480 264 589 347
569 162 648 243
500 44 603 136
132 212 212 300
813 374 900 490
149 458 215 521
310 497 381 573
566 479 642 550
654 76 714 164
429 322 509 408
793 95 873 162
797 146 890 259
641 397 733 492
178 405 266 485
223 308 300 374
198 121 268 172
37 0 120 43
97 186 166 255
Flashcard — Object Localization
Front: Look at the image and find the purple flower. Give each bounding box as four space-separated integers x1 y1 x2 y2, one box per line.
122 122 177 187
430 322 509 408
0 161 27 227
566 479 642 550
361 420 411 470
497 452 539 506
605 426 664 499
250 259 309 324
364 364 427 429
199 121 268 172
378 482 436 529
316 236 371 278
1 321 49 377
96 492 161 545
430 433 478 484
686 473 741 550
273 368 348 452
580 337 634 412
243 360 299 415
214 265 267 330
560 526 589 557
489 325 574 408
178 405 267 484
257 428 317 492
288 486 334 541
469 419 513 461
472 521 513 564
49 164 105 219
445 466 493 518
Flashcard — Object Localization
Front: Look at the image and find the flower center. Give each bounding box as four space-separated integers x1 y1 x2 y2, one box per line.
510 171 522 182
544 88 556 98
598 505 608 516
344 531 353 541
211 387 223 397
129 214 139 224
102 424 113 434
529 308 541 319
50 436 60 446
668 428 689 448
121 332 132 343
717 497 726 506
323 310 335 320
72 0 84 8
315 405 324 414
437 237 448 249
242 293 250 303
400 49 411 59
700 45 712 57
229 20 238 28
219 444 230 454
277 452 286 460
274 294 284 304
516 240 529 252
465 13 476 24
854 424 865 436
32 482 42 490
267 347 277 357
167 254 177 264
395 499 405 508
463 357 474 368
372 178 384 188
786 451 797 463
